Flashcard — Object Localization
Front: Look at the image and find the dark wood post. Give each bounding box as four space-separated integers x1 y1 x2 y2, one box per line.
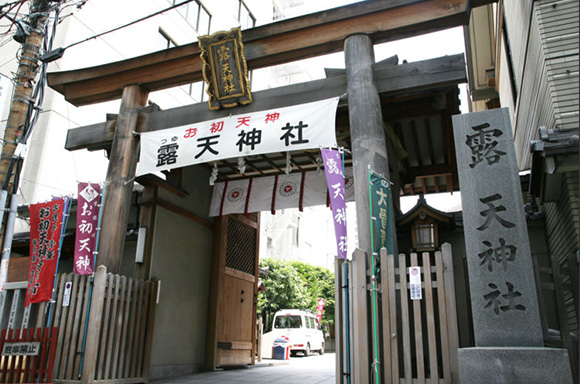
98 85 149 274
345 33 393 384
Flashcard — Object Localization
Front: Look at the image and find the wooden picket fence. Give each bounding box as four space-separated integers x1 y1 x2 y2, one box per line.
380 249 460 384
0 266 158 384
334 243 459 384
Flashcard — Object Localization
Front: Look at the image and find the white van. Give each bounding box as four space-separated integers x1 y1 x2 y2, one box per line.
261 309 325 358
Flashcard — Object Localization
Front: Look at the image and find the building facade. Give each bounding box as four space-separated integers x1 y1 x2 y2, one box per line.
466 0 579 379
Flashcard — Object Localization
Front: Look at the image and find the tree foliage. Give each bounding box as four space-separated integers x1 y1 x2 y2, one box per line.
258 258 335 332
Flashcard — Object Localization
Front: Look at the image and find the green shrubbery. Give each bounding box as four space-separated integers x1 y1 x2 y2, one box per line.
258 258 335 333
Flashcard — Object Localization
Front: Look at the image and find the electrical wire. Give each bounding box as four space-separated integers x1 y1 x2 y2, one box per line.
2 0 59 191
1 0 191 191
60 0 196 51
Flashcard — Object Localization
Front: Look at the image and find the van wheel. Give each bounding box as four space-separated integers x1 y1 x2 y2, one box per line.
318 343 325 355
305 343 310 356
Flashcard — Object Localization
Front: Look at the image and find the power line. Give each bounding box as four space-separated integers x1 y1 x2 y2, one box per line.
54 0 196 55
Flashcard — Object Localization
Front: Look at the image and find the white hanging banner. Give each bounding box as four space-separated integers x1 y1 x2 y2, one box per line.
208 166 355 217
137 97 339 176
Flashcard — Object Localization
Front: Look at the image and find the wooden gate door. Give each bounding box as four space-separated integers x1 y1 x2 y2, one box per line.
381 245 460 384
207 213 260 369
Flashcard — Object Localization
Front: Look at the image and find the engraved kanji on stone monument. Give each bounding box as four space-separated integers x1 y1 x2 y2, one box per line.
453 108 543 347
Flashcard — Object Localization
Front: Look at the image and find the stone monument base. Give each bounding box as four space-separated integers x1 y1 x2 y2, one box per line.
459 347 572 384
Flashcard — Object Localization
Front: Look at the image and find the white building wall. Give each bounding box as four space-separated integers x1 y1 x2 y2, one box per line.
500 0 579 170
0 0 280 227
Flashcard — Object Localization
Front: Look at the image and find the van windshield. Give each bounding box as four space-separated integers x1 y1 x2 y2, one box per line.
274 315 302 329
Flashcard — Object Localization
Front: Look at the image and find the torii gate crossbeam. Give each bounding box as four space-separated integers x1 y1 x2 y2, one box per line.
47 0 492 106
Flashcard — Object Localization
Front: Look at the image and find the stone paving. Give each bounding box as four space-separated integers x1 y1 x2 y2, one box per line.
154 353 335 384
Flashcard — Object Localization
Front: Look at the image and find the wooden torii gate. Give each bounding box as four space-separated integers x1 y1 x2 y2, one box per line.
46 0 492 382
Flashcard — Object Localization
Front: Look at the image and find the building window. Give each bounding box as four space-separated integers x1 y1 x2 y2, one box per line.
173 0 211 34
238 0 256 29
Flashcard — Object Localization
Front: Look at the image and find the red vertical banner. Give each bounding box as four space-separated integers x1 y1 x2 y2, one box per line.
73 183 101 275
25 199 64 307
315 298 326 323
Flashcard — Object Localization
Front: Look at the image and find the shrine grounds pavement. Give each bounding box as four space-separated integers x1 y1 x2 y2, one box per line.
153 352 335 384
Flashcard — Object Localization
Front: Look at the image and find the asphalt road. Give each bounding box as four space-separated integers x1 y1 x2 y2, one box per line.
154 352 336 384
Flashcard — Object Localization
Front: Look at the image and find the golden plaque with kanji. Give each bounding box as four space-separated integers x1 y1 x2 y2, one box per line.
199 27 252 110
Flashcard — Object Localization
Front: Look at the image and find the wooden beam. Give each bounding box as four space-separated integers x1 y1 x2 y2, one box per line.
65 54 465 151
97 85 149 274
135 174 189 197
47 0 479 106
405 164 453 180
138 195 214 230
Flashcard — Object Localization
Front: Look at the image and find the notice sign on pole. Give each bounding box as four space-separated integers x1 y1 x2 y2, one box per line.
63 281 72 307
2 342 40 356
409 266 422 300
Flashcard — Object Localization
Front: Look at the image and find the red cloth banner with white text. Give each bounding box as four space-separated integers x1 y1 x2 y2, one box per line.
25 199 65 307
74 183 101 275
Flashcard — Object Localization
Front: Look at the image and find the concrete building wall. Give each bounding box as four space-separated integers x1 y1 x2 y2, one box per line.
148 165 215 380
501 0 579 169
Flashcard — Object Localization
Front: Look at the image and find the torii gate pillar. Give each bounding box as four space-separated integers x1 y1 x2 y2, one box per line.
97 85 149 274
345 33 395 383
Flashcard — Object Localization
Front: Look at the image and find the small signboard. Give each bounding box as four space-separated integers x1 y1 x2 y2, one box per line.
199 27 252 110
63 282 72 307
409 266 422 300
2 342 40 356
0 259 8 292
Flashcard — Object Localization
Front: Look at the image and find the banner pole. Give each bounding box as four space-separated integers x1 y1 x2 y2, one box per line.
46 196 73 327
78 184 106 378
368 166 381 384
0 194 18 293
340 149 352 384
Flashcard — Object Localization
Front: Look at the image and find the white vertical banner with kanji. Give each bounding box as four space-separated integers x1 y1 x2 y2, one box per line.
137 97 339 176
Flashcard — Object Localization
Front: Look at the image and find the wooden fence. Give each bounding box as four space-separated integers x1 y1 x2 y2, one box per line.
0 266 158 384
380 249 460 384
335 243 459 384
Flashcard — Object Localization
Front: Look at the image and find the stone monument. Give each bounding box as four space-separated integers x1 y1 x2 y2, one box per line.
452 108 572 383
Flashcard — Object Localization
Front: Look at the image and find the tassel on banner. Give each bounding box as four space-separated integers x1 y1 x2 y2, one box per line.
285 152 292 174
237 157 246 175
209 162 219 186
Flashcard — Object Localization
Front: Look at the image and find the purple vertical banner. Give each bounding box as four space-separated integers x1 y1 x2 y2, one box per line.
73 183 101 275
321 148 348 259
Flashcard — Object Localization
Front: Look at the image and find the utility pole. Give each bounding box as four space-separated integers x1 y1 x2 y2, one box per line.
0 0 50 190
0 0 52 288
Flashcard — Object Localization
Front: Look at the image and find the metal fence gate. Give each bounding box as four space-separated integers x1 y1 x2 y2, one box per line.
0 265 158 384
